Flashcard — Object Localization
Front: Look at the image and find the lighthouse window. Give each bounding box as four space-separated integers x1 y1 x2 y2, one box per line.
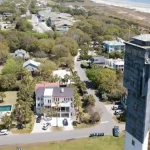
134 103 138 111
132 140 135 146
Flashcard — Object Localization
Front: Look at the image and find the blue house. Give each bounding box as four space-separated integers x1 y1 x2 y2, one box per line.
103 38 125 53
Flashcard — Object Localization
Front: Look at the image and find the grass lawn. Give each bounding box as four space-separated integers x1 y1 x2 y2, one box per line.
74 122 99 129
51 126 63 132
10 115 36 134
0 91 17 105
0 136 124 150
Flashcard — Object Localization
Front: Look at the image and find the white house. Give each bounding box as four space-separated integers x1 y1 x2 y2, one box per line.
23 59 41 72
35 83 75 119
105 58 124 70
53 70 71 84
103 38 125 53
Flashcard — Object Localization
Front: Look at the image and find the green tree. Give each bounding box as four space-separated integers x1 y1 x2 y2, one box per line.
84 94 95 106
2 58 23 75
77 109 84 123
56 37 78 56
38 61 57 81
0 74 17 90
52 45 69 59
98 68 117 94
37 39 55 53
67 28 91 45
15 19 33 32
2 114 13 129
0 42 9 64
0 92 6 103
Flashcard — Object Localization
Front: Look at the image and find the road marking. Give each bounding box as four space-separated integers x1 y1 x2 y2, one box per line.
101 121 109 124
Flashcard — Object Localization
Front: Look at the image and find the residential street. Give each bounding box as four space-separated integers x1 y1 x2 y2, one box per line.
0 53 125 146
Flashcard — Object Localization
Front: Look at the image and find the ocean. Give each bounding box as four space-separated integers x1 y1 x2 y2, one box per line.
127 0 150 4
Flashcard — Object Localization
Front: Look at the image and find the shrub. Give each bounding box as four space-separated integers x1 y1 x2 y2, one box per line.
72 121 78 126
89 112 100 123
81 115 90 124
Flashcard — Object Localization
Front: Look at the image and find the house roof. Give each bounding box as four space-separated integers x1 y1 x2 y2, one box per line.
36 87 45 97
53 70 71 79
91 56 105 63
113 60 124 66
53 87 74 97
14 49 29 58
132 34 150 42
103 40 125 46
23 60 41 68
35 82 59 91
44 88 53 96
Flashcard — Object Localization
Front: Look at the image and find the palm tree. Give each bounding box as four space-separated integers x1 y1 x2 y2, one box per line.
80 82 87 94
0 92 6 103
77 109 84 123
54 102 60 127
85 95 95 106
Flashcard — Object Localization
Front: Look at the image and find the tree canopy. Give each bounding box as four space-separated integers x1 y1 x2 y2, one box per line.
2 58 23 75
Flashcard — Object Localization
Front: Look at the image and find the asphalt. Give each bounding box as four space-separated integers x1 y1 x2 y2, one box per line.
0 53 125 146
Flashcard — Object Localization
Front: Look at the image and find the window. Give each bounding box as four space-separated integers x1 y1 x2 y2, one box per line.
54 98 55 100
41 98 43 100
38 97 40 100
48 100 49 103
134 103 138 111
132 140 135 146
71 98 73 101
64 98 65 100
38 103 40 107
132 128 136 135
130 80 134 87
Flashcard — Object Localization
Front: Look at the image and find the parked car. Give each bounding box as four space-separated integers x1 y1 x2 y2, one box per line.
77 58 81 61
114 109 124 115
42 123 50 130
112 105 123 110
36 116 41 123
0 129 8 135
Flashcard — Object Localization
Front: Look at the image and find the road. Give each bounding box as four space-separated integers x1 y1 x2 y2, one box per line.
0 53 125 146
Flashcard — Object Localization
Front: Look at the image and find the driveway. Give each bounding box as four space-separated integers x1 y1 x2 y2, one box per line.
31 120 51 133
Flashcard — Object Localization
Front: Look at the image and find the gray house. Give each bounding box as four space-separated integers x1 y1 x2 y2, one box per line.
23 59 41 72
90 56 105 66
35 84 75 119
11 49 30 59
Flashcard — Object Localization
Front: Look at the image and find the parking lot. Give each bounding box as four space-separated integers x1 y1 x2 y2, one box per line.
105 103 124 117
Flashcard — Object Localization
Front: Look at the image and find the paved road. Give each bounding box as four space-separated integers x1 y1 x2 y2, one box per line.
0 53 125 146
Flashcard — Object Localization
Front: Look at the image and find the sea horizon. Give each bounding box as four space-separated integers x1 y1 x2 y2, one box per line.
91 0 150 13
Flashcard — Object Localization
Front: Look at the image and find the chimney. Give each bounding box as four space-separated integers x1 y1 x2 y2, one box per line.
61 88 64 93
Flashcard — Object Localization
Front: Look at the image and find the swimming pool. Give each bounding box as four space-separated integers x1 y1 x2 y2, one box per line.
0 105 12 112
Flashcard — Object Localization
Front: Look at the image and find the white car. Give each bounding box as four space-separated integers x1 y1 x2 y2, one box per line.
114 110 125 115
0 129 8 135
